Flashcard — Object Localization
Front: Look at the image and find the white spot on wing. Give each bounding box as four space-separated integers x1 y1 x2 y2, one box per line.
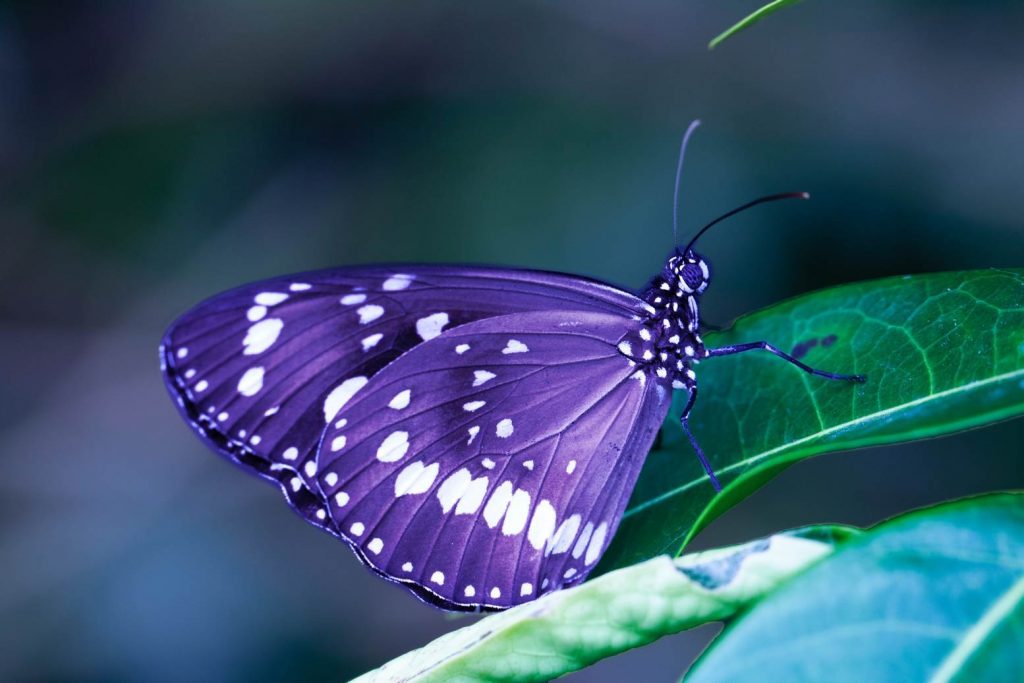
361 333 383 351
176 347 188 359
402 562 413 572
585 522 609 565
323 376 368 422
495 418 514 438
548 514 581 555
357 304 384 323
490 587 501 599
483 481 514 528
463 401 486 412
416 312 450 341
350 522 365 536
282 447 298 461
472 370 496 387
247 305 267 322
367 538 384 554
388 389 411 410
455 343 471 355
341 293 367 305
566 459 577 474
330 435 347 452
324 472 338 487
376 431 410 462
480 457 494 469
455 475 489 515
289 282 311 291
304 461 317 477
573 522 594 559
437 468 471 512
395 461 439 496
335 491 349 507
464 585 476 597
255 292 288 306
522 459 534 470
502 339 529 354
501 489 531 535
237 367 265 396
243 318 284 355
382 273 414 291
617 341 632 356
528 499 556 550
468 426 481 444
520 583 533 597
431 571 444 585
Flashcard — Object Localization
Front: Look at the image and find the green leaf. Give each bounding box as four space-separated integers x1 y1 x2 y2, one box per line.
356 526 856 683
686 493 1024 681
601 269 1024 574
709 0 805 50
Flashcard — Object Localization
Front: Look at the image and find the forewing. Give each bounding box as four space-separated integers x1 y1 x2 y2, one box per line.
160 266 643 529
314 310 671 610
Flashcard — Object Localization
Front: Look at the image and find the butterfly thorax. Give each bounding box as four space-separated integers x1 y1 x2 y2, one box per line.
616 250 710 389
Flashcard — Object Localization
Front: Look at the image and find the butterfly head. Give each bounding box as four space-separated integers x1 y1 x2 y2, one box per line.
667 250 710 295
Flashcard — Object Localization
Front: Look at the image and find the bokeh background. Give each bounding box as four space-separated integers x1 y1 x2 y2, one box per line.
2 2 1023 681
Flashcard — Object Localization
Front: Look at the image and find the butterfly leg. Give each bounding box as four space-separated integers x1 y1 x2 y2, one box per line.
706 341 866 383
680 386 722 492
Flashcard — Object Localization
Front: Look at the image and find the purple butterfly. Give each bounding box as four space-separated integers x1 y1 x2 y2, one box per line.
159 128 864 611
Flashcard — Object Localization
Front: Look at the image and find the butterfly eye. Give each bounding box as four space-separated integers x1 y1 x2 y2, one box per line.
681 263 705 290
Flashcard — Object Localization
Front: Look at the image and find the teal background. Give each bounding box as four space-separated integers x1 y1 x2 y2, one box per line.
1 2 1022 680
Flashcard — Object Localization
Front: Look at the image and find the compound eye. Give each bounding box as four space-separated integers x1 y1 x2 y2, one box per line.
681 263 704 290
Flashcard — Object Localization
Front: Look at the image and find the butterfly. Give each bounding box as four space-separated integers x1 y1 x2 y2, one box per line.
159 128 864 611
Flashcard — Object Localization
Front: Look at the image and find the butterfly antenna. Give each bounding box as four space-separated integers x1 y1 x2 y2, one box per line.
672 119 702 245
682 191 809 254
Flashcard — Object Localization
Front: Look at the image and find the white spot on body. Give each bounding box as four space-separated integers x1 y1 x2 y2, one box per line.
361 333 383 351
350 522 365 536
672 380 686 389
502 339 529 354
382 273 415 291
501 489 531 536
395 461 439 496
527 499 557 550
685 345 695 356
283 447 299 460
255 292 288 306
323 376 368 422
585 522 609 565
357 304 385 323
463 401 486 412
630 370 646 385
237 366 265 396
455 343 471 355
243 318 284 355
642 349 654 361
657 367 668 378
341 293 367 305
431 571 444 586
388 389 411 410
247 305 267 322
376 431 410 462
472 370 496 387
367 538 384 555
495 418 514 438
416 312 450 341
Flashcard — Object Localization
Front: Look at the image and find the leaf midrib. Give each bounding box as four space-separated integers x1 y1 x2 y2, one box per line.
623 366 1024 519
928 572 1024 683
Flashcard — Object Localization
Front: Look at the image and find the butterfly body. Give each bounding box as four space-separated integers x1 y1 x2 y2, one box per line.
160 250 860 611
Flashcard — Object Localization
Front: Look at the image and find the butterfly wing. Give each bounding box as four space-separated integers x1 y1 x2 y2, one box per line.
313 309 671 610
160 266 643 531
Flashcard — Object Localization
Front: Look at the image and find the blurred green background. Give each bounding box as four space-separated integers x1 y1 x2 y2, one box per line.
2 2 1022 681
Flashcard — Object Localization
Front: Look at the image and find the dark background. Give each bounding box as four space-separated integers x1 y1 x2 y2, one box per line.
2 2 1022 681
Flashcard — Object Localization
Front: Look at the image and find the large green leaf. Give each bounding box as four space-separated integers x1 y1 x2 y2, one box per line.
686 493 1024 681
356 526 856 683
601 269 1024 573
